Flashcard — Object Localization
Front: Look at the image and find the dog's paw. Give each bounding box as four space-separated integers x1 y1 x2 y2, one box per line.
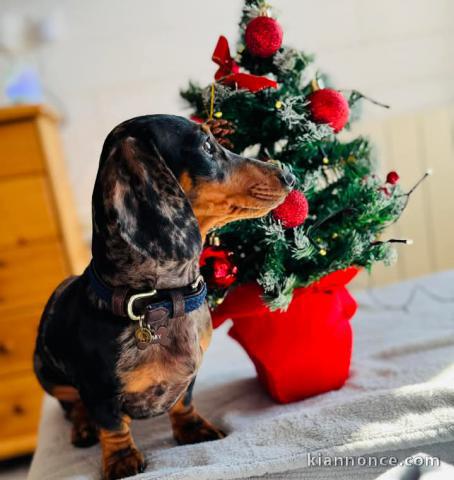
173 414 226 445
103 447 146 480
71 421 98 448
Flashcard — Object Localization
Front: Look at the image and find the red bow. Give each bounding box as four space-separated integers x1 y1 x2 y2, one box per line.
212 36 277 93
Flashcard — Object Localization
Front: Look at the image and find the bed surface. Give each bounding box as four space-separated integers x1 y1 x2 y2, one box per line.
27 270 454 480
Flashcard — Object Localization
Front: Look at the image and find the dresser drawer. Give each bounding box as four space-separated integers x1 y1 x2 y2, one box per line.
0 176 59 248
0 371 42 459
0 306 41 376
0 241 68 315
0 120 44 178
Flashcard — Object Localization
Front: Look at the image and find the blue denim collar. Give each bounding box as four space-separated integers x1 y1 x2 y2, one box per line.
86 260 206 319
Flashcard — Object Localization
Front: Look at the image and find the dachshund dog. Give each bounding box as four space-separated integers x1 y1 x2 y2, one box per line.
34 115 294 479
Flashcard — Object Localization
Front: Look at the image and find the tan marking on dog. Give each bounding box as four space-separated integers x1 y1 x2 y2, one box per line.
120 363 168 394
200 123 211 135
181 162 287 241
51 385 80 403
168 397 225 445
179 171 193 195
100 417 145 480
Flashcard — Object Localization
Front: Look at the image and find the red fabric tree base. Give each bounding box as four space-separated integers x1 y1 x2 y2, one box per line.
211 268 359 404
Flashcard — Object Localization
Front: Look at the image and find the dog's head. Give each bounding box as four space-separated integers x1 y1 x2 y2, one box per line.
147 116 294 237
93 115 293 271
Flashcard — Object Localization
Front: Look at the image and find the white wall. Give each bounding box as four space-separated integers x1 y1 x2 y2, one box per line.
1 0 453 236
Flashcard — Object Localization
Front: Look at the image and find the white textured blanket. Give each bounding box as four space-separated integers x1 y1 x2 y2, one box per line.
28 271 454 480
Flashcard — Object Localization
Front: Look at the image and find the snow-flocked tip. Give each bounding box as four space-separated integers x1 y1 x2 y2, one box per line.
426 168 433 176
405 239 414 245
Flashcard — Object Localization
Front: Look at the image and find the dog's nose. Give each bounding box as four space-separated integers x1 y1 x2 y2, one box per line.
279 170 296 188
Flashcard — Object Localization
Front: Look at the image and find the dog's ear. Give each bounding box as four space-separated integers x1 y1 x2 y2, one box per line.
93 136 201 263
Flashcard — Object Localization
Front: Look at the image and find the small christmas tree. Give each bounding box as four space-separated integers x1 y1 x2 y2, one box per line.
181 0 418 310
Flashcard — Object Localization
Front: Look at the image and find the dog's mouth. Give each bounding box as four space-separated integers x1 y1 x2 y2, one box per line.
249 184 290 206
226 186 289 219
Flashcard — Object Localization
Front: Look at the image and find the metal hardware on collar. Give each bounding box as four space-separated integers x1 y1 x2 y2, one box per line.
135 325 153 348
190 275 204 290
127 290 157 321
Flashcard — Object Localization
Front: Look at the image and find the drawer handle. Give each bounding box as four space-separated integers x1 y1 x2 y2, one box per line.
13 404 25 416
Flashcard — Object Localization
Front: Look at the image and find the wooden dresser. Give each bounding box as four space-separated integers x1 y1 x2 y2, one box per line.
0 105 89 460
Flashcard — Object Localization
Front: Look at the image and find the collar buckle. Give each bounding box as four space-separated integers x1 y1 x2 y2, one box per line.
190 275 204 291
126 290 157 321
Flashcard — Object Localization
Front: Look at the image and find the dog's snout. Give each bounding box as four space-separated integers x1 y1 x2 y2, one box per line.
279 170 296 189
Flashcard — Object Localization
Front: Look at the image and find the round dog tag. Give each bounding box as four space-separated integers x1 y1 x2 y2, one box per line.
135 326 153 349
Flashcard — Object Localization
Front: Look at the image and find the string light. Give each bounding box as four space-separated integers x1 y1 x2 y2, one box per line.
407 169 432 196
362 283 454 313
344 90 390 109
372 238 413 246
387 169 432 228
209 233 221 246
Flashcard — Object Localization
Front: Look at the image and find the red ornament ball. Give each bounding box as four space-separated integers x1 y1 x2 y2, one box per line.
272 190 309 228
200 246 238 289
386 171 400 184
245 16 283 58
308 88 350 133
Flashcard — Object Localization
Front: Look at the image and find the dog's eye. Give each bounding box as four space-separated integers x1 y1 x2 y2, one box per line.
203 140 213 155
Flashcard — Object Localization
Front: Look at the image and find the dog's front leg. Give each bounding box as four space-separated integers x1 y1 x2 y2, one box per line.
169 377 226 445
100 416 146 480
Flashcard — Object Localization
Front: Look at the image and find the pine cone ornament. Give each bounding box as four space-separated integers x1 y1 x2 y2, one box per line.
206 118 235 149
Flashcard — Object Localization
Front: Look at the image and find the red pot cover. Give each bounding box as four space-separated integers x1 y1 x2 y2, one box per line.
211 267 359 403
